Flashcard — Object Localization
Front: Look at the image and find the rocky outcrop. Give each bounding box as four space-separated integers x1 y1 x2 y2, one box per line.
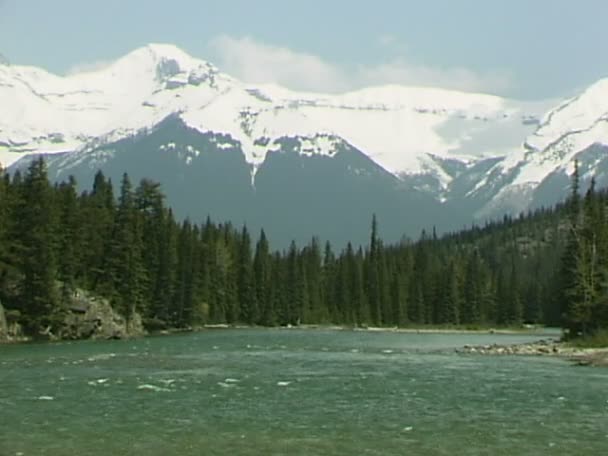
55 290 145 341
0 290 145 343
0 302 27 343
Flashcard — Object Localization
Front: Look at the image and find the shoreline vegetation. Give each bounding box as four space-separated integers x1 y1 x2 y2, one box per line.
2 160 608 355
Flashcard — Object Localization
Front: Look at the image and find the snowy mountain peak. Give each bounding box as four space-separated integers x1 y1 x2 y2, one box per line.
114 44 211 78
135 43 196 62
3 41 605 221
5 43 608 239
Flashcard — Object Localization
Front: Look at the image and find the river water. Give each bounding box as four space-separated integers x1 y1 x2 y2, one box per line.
1 329 607 455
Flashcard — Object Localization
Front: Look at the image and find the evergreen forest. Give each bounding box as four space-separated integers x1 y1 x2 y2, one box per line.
1 158 607 339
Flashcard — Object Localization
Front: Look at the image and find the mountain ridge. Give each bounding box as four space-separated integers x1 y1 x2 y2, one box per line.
4 43 608 246
0 43 547 174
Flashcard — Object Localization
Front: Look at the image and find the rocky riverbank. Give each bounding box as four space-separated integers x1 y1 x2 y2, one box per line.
0 289 145 343
56 289 145 341
457 339 608 367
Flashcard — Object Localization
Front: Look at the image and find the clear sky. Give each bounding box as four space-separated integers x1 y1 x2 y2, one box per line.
1 0 606 99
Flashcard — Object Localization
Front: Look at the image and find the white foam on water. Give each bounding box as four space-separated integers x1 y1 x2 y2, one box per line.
277 381 291 387
37 396 54 401
403 426 414 432
87 353 117 362
137 384 171 392
224 378 239 383
217 382 235 388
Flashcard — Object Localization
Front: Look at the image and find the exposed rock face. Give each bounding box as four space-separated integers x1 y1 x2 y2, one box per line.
0 302 26 342
57 290 145 340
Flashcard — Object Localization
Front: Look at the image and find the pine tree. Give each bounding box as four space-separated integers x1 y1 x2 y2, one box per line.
254 229 273 325
366 214 382 325
561 161 594 336
56 176 80 300
237 226 258 324
268 252 285 326
81 171 115 292
284 241 300 325
19 158 58 332
439 259 461 325
462 250 482 325
154 209 178 324
107 173 146 325
135 178 166 318
321 241 336 322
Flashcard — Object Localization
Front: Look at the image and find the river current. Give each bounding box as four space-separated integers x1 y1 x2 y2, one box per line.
1 329 607 455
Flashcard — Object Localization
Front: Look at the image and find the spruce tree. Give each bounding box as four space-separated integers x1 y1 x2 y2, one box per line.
254 230 272 325
107 173 146 325
301 238 323 323
19 158 58 332
56 176 80 300
561 161 593 336
321 241 336 322
81 171 114 292
152 208 178 325
237 226 258 324
366 214 382 325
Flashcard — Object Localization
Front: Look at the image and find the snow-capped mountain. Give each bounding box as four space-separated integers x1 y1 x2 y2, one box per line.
1 44 544 175
468 78 608 218
3 44 606 246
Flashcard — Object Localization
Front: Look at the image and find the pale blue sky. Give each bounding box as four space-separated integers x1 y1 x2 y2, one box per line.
1 0 606 99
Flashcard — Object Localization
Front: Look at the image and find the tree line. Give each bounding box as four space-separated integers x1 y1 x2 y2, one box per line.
0 158 606 337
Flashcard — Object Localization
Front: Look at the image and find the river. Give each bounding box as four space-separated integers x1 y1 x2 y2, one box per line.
1 329 607 455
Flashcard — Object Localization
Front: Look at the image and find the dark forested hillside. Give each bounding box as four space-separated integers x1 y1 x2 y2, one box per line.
0 159 606 338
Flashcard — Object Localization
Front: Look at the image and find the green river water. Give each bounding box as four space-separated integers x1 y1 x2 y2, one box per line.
1 329 607 455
